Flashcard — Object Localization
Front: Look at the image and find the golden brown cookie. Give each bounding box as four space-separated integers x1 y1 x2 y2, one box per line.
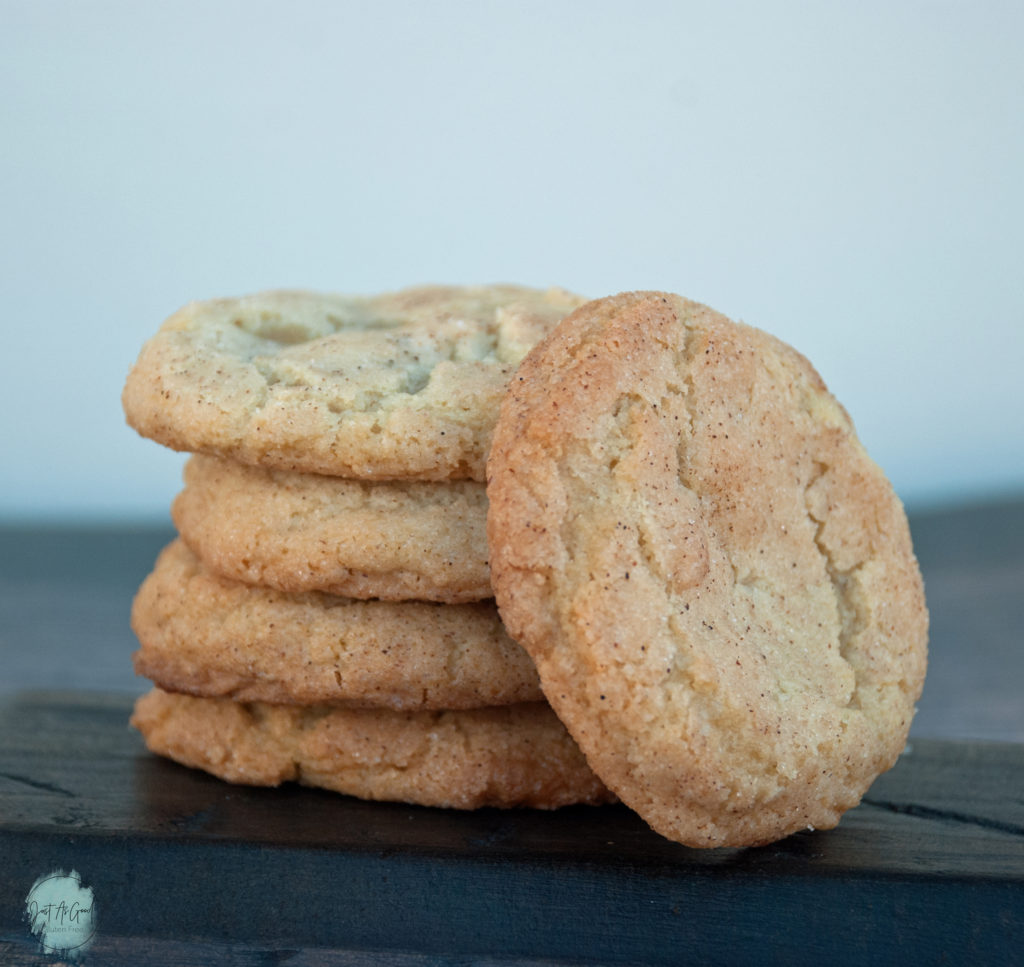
132 540 541 710
132 688 615 809
487 291 928 848
122 285 585 481
172 454 490 603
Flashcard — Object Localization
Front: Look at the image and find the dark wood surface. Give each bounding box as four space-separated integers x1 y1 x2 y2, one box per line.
0 691 1022 965
1 498 1023 964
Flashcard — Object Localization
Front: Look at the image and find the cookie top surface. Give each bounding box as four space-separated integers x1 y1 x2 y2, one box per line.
132 540 540 710
123 284 585 481
132 689 614 810
486 291 928 847
173 455 491 603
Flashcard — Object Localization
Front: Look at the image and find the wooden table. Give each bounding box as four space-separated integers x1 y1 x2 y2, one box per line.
1 498 1022 965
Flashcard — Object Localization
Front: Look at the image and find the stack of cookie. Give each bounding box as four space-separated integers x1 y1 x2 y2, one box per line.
124 285 929 848
122 285 614 810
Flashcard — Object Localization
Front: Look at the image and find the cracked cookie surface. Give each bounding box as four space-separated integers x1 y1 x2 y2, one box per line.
133 540 541 710
132 688 614 809
173 454 491 602
123 285 585 481
486 290 928 847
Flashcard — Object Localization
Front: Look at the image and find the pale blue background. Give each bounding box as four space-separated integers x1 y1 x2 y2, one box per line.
2 0 1022 520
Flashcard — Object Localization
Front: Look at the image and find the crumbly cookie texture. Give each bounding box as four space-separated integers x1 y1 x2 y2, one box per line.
486 290 928 848
172 454 491 603
132 540 541 710
132 688 615 810
122 285 585 481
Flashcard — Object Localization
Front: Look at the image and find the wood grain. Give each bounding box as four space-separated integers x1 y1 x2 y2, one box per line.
1 691 1022 965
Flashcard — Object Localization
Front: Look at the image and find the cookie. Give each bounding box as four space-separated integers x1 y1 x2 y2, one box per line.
486 291 928 847
122 285 586 481
132 540 541 710
172 454 490 603
131 688 615 809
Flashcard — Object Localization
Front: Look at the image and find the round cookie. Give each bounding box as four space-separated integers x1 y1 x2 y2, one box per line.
122 284 586 481
486 290 928 848
132 688 615 810
132 540 541 710
173 454 490 603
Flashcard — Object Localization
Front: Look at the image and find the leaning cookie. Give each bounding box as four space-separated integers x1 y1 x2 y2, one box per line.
122 285 585 481
487 291 928 848
132 540 541 710
172 454 490 603
132 688 615 810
